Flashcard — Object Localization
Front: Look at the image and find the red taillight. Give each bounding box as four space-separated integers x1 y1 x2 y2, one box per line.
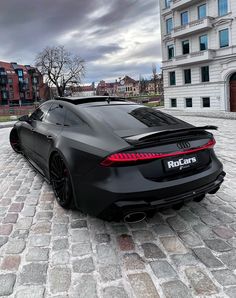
100 138 216 167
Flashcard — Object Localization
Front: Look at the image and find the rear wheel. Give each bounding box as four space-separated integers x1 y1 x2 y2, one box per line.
50 153 74 209
10 128 21 153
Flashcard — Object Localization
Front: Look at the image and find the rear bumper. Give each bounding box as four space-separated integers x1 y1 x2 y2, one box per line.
73 157 225 219
115 171 225 209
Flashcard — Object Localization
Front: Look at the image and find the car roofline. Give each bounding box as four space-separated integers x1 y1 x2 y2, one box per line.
54 96 127 105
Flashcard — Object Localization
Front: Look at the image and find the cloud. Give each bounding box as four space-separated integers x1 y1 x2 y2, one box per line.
0 0 161 83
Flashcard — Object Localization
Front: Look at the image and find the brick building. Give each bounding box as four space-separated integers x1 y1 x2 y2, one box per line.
96 80 118 96
0 61 45 106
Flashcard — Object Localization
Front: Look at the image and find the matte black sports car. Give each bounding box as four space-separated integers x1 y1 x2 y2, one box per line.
10 97 225 221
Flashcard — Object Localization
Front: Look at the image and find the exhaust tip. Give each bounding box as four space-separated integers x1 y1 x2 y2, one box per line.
124 212 146 224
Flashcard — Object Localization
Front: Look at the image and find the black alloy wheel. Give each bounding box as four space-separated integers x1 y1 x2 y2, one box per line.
10 129 21 153
50 153 74 208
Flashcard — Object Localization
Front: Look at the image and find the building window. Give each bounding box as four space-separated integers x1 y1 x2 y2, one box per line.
218 0 228 16
184 69 191 84
199 35 208 51
17 70 23 77
166 18 173 34
202 97 210 107
165 0 171 8
2 91 8 100
201 66 209 82
219 29 229 48
185 98 193 107
168 45 174 59
169 72 176 86
181 11 189 26
170 98 177 107
198 4 207 19
182 40 190 54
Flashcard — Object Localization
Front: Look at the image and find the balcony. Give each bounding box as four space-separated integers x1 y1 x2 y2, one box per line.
171 0 200 11
163 50 216 67
172 17 214 38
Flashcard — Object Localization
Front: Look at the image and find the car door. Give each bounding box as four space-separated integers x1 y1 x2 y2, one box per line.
32 103 65 171
18 102 52 161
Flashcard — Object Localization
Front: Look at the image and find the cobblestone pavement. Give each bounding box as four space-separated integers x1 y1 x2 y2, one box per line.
0 115 236 298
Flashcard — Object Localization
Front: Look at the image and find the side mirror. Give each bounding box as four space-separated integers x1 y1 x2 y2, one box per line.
18 115 30 122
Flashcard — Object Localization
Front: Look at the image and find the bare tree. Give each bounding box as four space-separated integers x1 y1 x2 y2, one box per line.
139 76 149 94
35 46 85 97
152 63 158 94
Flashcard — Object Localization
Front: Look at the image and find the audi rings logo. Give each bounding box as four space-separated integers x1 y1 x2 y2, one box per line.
177 141 191 149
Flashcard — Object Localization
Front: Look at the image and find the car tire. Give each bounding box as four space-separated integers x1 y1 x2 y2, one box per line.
50 153 75 209
9 128 21 153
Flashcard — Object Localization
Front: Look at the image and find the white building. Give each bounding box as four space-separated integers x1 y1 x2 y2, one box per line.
160 0 236 112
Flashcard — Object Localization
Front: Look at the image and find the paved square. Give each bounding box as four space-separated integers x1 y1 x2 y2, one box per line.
0 115 235 297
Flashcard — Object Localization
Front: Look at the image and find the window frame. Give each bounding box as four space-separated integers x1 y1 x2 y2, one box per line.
29 102 52 122
170 98 177 108
167 44 175 60
44 103 65 126
181 11 189 26
199 34 208 51
182 40 190 55
198 4 207 20
218 0 228 16
169 71 176 86
166 18 173 34
184 69 191 84
219 28 229 48
202 97 211 108
201 66 210 82
185 98 193 108
165 0 171 8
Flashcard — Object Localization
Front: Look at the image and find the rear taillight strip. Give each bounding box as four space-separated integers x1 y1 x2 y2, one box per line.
100 138 215 167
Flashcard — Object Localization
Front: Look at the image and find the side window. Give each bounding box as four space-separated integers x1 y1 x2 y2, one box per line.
30 102 51 122
44 104 65 125
64 109 84 127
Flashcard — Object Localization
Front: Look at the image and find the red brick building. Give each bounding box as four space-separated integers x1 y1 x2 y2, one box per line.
0 61 45 106
96 80 118 96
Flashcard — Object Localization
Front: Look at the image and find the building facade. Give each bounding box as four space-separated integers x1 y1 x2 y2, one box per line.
160 0 236 112
0 61 44 106
71 84 96 97
96 76 140 97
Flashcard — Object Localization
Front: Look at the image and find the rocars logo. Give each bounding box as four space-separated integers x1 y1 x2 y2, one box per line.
167 157 197 169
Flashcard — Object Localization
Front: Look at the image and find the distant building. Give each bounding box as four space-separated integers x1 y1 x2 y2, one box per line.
117 76 140 97
0 61 45 106
72 84 96 97
96 80 118 96
159 0 236 112
140 74 163 96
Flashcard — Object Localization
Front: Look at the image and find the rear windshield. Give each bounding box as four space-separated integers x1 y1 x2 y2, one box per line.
85 105 184 130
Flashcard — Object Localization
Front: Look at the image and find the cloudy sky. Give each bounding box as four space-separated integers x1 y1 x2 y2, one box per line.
0 0 161 84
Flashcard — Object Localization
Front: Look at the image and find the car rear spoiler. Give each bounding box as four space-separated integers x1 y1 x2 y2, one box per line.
124 126 218 144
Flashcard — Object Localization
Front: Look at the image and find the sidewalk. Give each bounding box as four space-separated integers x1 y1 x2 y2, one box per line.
0 121 16 129
162 108 236 120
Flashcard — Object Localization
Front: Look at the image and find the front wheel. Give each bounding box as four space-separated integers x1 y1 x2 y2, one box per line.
50 153 74 209
9 128 21 153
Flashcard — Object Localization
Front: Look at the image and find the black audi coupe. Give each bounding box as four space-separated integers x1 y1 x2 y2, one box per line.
10 97 225 221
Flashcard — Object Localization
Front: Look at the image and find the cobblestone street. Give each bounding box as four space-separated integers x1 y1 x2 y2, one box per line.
0 115 236 298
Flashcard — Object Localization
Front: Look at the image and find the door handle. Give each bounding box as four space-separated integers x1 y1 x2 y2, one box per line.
47 135 53 140
31 128 35 132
